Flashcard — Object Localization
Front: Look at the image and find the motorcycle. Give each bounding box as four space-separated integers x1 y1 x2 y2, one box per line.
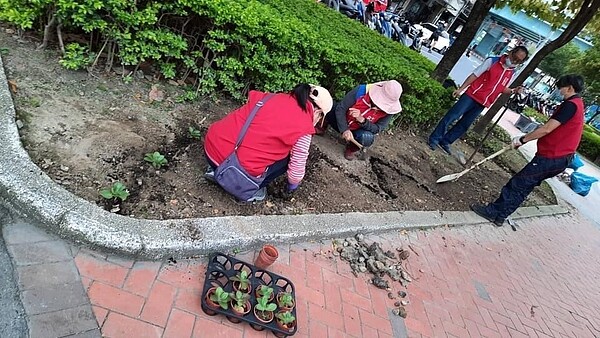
409 29 423 52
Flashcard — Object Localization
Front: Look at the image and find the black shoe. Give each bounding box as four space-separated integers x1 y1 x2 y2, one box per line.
470 204 504 227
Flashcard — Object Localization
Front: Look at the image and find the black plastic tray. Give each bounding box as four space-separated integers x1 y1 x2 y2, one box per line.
201 252 297 337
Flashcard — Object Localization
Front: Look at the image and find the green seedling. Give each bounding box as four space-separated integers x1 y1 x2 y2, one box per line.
255 294 277 313
122 74 133 84
257 285 274 299
230 271 250 292
277 292 294 308
144 151 168 169
188 126 201 139
209 287 230 310
276 311 296 325
99 182 129 201
0 47 9 55
230 290 250 312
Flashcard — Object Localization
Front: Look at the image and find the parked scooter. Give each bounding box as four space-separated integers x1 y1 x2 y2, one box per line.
409 29 423 52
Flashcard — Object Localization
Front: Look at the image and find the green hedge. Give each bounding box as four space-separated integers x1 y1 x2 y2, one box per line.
0 0 452 126
579 129 600 162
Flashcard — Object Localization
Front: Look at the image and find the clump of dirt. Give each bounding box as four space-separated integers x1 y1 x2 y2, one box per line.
1 28 556 220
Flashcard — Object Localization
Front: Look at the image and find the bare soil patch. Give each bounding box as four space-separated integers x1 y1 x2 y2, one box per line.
1 29 556 220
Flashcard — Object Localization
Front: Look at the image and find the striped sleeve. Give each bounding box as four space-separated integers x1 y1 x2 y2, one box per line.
287 134 312 185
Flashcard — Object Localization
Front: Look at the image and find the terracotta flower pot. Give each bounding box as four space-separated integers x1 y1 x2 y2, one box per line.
232 280 251 294
255 284 274 302
276 293 295 311
254 244 278 269
253 307 274 324
203 287 219 316
227 299 251 323
275 310 297 337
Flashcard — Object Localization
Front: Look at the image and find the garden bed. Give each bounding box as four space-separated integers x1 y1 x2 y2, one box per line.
1 29 556 220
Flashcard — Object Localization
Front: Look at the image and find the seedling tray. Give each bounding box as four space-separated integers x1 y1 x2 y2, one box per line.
201 252 297 337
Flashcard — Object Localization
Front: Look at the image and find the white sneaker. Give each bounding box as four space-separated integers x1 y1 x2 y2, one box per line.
246 187 267 202
203 166 215 182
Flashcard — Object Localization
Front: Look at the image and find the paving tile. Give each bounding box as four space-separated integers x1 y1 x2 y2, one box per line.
74 253 129 288
140 281 178 327
174 288 204 316
17 261 80 289
192 317 243 338
21 282 88 315
29 305 98 338
91 306 108 327
8 241 72 265
63 328 102 337
163 308 196 338
2 222 52 244
157 261 203 289
87 282 144 317
123 261 162 296
102 312 163 338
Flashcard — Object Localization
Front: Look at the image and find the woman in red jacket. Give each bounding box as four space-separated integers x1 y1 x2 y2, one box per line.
203 84 333 202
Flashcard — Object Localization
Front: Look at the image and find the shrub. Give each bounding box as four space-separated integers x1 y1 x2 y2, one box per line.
59 43 94 70
522 107 549 123
1 0 452 126
579 129 600 162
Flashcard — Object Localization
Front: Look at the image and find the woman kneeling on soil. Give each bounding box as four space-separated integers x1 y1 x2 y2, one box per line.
316 80 403 160
203 84 333 202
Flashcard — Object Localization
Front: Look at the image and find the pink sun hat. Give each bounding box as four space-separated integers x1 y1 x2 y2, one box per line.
369 80 403 114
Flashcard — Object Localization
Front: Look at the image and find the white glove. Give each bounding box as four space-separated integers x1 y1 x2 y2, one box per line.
511 136 524 149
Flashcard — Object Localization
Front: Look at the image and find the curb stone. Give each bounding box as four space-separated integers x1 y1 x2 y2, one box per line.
0 55 569 259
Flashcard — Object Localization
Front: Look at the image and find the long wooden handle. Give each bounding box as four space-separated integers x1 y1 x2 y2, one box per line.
349 138 363 149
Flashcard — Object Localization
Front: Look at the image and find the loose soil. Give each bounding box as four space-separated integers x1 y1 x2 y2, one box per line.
1 29 556 220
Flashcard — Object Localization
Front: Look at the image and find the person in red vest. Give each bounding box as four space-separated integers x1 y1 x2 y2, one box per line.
316 80 403 160
203 84 333 202
471 74 585 226
428 46 529 155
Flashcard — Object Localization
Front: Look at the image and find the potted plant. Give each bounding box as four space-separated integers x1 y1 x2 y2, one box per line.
253 294 277 324
276 291 295 311
204 286 230 315
255 284 274 302
230 270 251 293
275 310 297 333
228 290 251 323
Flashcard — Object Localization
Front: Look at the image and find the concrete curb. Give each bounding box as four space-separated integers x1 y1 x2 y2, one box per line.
0 56 569 259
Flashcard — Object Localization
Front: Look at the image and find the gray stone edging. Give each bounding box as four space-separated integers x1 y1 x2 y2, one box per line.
0 56 569 259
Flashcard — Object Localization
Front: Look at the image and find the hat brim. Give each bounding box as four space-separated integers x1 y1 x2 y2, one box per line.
370 81 402 115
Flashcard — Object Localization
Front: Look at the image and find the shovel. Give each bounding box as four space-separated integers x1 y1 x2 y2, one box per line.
436 145 511 183
349 139 368 160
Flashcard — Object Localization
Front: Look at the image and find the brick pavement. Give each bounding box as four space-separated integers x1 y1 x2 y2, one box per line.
72 211 600 338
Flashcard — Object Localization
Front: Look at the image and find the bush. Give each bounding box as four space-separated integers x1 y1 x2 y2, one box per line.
579 129 600 162
522 107 549 123
0 0 452 126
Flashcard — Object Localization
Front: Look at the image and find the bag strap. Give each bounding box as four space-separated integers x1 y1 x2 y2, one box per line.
234 93 275 150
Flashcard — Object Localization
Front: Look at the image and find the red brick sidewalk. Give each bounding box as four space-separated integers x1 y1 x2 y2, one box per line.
75 212 600 337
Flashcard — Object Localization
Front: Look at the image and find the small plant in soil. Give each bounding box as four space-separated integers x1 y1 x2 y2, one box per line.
209 286 230 310
99 182 129 201
188 126 202 139
230 290 250 313
254 294 277 321
277 292 295 309
230 270 251 293
256 285 274 299
276 311 296 327
144 151 168 169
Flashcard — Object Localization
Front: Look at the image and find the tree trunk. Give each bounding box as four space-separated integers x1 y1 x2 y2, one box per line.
472 0 600 133
431 0 497 82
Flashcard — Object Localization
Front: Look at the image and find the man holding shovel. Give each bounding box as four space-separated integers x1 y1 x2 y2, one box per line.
471 74 585 227
316 80 403 160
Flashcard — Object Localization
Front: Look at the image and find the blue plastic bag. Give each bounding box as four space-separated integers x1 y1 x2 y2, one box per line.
570 172 598 196
568 154 585 171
